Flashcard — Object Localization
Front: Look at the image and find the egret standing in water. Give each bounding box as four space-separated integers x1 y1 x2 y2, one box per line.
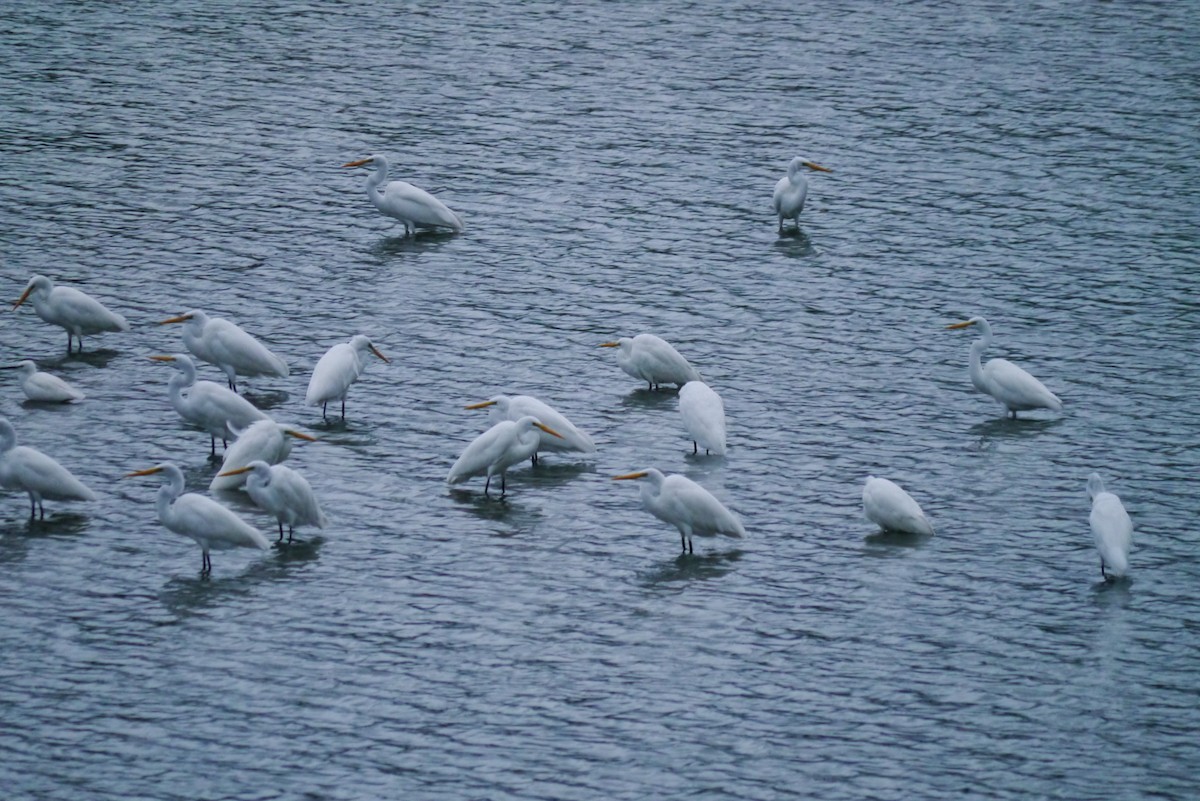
447 416 564 497
678 380 726 455
946 316 1062 419
773 156 832 231
159 309 289 392
465 394 596 465
600 334 700 391
209 420 316 492
151 354 268 456
612 468 745 553
0 417 95 518
125 463 268 575
219 460 328 543
13 274 129 354
1088 473 1133 581
3 360 84 403
305 335 389 421
342 155 464 237
862 476 934 536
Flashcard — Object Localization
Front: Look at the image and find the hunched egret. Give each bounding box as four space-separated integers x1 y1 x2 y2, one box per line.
209 420 316 492
600 334 700 390
946 317 1062 418
447 416 564 497
13 274 129 354
219 460 328 543
151 354 268 456
612 468 745 553
678 380 726 455
305 335 389 420
159 309 289 392
773 156 832 231
342 155 464 237
465 394 596 465
0 417 95 518
862 476 934 536
3 360 84 403
1088 473 1133 581
126 463 268 575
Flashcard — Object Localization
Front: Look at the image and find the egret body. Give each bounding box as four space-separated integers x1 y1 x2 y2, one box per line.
862 476 934 536
1088 473 1133 580
305 335 389 420
613 468 745 553
600 334 699 390
210 420 316 492
13 274 129 354
219 460 327 542
678 380 726 455
772 156 831 231
159 310 288 392
465 394 596 465
126 463 268 575
3 360 84 403
447 416 564 496
946 317 1062 418
0 417 95 518
342 155 464 237
151 354 268 456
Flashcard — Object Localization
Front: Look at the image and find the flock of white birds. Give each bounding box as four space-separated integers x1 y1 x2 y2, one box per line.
0 155 1133 580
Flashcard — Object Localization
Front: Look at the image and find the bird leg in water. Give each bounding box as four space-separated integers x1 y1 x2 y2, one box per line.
340 399 346 419
500 473 507 498
531 452 539 467
287 525 295 544
277 522 285 543
693 441 698 455
321 402 328 422
201 551 212 575
1100 560 1108 580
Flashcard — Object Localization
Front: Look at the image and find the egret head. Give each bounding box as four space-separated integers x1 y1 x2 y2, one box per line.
350 335 389 362
515 415 564 439
13 275 53 309
790 156 832 174
218 460 272 481
1 360 37 376
1087 472 1107 499
158 309 207 327
600 338 633 352
465 395 510 412
342 155 382 169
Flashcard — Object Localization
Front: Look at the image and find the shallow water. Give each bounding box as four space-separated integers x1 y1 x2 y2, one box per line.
1 1 1198 799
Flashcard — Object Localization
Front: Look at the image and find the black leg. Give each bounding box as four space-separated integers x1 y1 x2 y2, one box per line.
39 500 44 520
322 402 327 421
28 494 36 519
484 475 491 496
287 526 294 544
688 537 694 554
211 436 217 457
340 399 345 419
693 441 698 455
531 452 538 466
680 532 686 552
1101 560 1108 580
66 332 73 354
277 521 284 542
500 473 507 498
647 380 653 391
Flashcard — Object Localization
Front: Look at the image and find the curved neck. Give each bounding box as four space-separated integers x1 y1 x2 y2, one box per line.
789 160 802 182
157 465 186 522
967 323 993 389
366 159 389 199
0 421 16 453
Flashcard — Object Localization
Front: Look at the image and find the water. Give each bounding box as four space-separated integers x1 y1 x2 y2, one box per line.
1 1 1198 798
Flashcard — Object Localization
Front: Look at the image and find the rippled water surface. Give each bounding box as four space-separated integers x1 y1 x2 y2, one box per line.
2 1 1198 798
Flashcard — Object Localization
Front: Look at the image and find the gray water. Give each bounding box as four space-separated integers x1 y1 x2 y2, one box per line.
1 1 1198 798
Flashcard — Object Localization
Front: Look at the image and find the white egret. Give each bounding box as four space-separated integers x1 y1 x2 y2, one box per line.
125 463 269 575
946 317 1063 418
465 394 596 465
678 380 726 455
1088 473 1133 581
862 476 934 536
773 156 832 231
219 460 328 543
600 334 700 390
447 416 564 497
305 335 389 420
13 274 129 354
613 468 745 553
159 309 289 392
3 360 84 403
151 354 268 456
0 417 95 518
342 155 464 237
209 420 316 492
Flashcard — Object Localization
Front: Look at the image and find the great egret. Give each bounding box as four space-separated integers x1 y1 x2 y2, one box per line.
678 380 726 455
305 335 389 420
3 360 84 403
465 394 596 465
447 416 564 497
219 460 328 543
600 334 700 390
13 274 129 354
1088 473 1133 581
159 309 289 392
613 468 745 553
946 317 1063 418
342 155 464 237
773 156 832 231
151 354 268 456
862 476 934 536
209 420 316 492
125 463 269 575
0 417 95 518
